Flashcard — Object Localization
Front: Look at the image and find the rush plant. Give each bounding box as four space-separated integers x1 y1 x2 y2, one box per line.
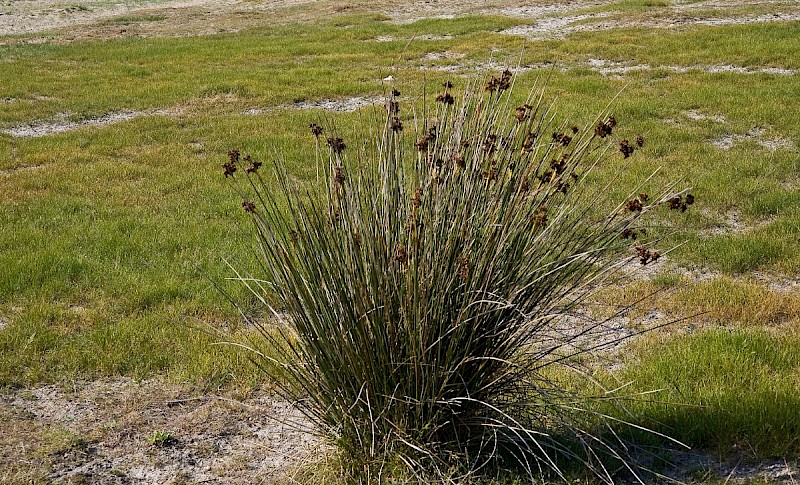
222 71 691 482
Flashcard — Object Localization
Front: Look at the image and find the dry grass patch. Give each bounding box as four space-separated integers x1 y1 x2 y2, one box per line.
598 273 800 329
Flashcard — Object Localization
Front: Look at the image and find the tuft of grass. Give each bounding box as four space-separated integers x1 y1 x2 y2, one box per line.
224 72 691 481
146 430 176 447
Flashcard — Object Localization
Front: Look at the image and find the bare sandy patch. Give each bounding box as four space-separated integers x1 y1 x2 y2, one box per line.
244 95 385 115
702 209 777 236
421 50 466 61
2 109 177 138
419 57 797 77
0 0 320 43
712 126 794 151
0 0 235 36
585 58 798 77
498 6 800 40
672 0 799 12
0 379 318 483
500 12 611 39
684 109 727 123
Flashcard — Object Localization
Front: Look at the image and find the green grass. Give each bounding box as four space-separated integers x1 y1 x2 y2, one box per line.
0 6 799 471
1 10 797 365
617 327 800 457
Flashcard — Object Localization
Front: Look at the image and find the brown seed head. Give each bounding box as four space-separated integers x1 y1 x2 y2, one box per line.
636 134 645 147
435 92 455 105
457 255 469 283
626 198 643 212
309 123 323 137
483 165 498 181
522 132 536 152
549 158 567 175
412 187 423 209
553 132 572 147
635 245 659 265
515 105 528 123
594 117 615 138
532 205 548 228
394 243 407 263
222 161 237 178
536 169 554 183
327 137 346 155
246 159 262 174
390 116 403 133
334 165 345 186
499 69 512 91
415 135 430 152
668 196 689 212
228 149 240 164
619 139 635 158
242 200 256 213
483 134 497 153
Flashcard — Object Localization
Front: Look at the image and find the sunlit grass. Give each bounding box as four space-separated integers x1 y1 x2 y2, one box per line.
0 5 798 415
615 326 800 457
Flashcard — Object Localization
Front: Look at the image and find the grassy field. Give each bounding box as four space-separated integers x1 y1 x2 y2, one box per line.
1 0 799 481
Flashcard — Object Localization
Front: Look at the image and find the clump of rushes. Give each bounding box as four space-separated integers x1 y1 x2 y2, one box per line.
222 73 692 482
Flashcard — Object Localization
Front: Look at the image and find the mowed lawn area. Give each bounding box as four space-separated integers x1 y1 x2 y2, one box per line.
1 0 800 480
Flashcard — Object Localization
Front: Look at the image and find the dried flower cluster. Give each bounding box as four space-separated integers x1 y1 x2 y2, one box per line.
436 92 455 105
635 244 661 265
594 115 616 138
326 137 346 155
669 193 695 212
485 68 512 93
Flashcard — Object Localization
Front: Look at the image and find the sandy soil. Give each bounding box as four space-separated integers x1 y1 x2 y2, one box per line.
0 379 318 483
0 0 238 36
0 0 319 42
2 367 799 483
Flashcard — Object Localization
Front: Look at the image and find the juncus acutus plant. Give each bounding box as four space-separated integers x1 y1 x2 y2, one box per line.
222 70 692 483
